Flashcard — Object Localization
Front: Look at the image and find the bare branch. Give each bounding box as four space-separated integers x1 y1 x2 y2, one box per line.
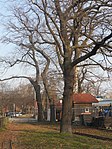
71 31 112 67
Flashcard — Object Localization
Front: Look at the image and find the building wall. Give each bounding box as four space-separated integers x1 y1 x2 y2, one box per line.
73 103 92 116
72 103 93 125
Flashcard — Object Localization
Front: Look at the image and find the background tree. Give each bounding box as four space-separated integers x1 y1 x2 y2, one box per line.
76 65 110 96
0 1 62 122
0 3 52 121
0 82 34 115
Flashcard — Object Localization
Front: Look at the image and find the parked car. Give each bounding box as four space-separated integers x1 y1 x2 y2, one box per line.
6 112 22 117
6 112 14 117
15 112 22 117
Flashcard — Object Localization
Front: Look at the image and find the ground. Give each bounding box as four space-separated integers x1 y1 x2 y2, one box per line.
0 118 112 149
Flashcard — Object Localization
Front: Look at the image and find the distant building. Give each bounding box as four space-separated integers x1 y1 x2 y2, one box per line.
93 99 112 108
96 96 104 101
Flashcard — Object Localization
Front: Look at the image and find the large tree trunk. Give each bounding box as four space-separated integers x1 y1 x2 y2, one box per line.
60 66 74 133
50 104 56 123
35 85 43 122
30 78 43 122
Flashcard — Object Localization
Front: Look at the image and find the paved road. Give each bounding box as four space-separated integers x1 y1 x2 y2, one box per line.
9 117 38 123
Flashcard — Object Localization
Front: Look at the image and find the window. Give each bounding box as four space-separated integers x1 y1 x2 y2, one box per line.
85 107 89 113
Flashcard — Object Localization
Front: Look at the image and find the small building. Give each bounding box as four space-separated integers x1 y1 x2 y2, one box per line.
56 93 98 125
72 93 98 125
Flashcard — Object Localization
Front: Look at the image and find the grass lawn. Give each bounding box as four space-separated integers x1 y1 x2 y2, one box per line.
13 123 112 149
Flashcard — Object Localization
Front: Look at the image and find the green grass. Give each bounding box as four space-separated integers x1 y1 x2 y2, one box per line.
17 129 112 149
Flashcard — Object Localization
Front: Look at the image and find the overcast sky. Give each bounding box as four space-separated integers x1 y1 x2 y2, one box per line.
0 1 30 87
0 0 112 96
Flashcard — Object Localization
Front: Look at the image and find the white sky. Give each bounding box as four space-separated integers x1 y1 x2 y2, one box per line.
0 1 33 86
0 0 112 96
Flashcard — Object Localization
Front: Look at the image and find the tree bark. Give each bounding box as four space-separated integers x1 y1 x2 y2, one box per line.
43 79 56 123
60 66 74 133
50 104 56 123
42 73 56 123
35 85 43 122
30 79 43 122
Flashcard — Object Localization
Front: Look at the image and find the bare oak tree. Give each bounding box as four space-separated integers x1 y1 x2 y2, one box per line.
0 0 112 133
31 0 112 133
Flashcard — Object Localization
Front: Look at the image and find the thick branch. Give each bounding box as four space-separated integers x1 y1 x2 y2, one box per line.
71 32 112 67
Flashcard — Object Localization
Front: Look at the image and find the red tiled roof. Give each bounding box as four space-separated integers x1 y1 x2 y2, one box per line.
73 93 98 104
56 93 98 109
